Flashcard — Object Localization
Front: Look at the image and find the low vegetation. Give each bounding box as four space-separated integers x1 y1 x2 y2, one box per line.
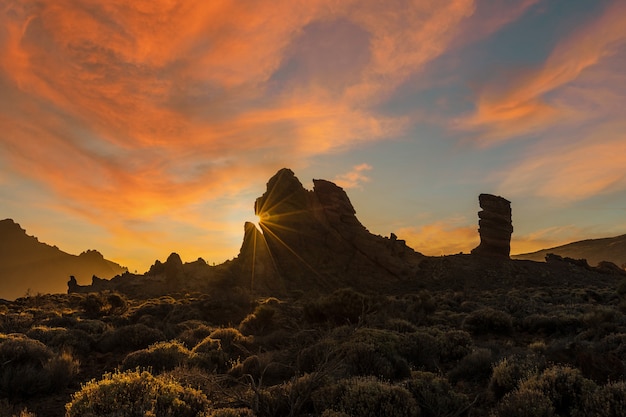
0 277 625 416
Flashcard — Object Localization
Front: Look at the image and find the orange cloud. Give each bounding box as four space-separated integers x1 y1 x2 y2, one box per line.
458 1 626 144
333 163 373 189
2 0 543 269
498 127 626 202
396 219 478 256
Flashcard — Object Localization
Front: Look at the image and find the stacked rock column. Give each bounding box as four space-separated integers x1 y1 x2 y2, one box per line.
471 194 513 258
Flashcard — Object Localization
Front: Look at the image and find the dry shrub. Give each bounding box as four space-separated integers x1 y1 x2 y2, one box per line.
304 288 380 325
121 340 193 372
448 348 494 384
97 323 166 352
404 371 469 417
492 388 555 417
205 408 256 417
65 369 210 417
517 365 596 417
0 334 79 399
313 376 419 417
489 356 540 400
462 308 513 335
580 380 626 417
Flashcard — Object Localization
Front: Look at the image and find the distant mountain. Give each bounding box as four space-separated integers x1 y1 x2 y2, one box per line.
0 219 127 300
513 234 626 268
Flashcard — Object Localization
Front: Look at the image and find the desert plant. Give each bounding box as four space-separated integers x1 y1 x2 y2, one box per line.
121 340 193 372
304 288 380 325
489 356 539 400
205 408 256 417
97 323 166 352
517 365 597 416
462 308 513 335
448 348 494 384
0 334 79 399
65 369 210 417
436 330 473 363
314 376 419 417
580 380 626 417
492 388 555 417
404 371 470 417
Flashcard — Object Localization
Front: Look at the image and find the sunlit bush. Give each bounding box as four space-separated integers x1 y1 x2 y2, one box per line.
65 369 210 417
121 340 193 372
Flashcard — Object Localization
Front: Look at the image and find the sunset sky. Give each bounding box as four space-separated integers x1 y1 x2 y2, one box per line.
2 0 626 275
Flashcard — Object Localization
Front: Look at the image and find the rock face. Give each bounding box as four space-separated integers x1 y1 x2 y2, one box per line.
471 194 513 258
235 168 424 293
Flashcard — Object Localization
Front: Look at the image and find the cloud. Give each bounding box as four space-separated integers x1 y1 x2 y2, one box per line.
396 218 478 256
457 1 626 144
333 163 373 189
498 126 626 202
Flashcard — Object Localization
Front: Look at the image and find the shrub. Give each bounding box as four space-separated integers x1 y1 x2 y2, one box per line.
404 371 469 417
340 328 411 380
437 330 473 363
462 308 513 335
518 365 596 416
178 323 214 348
492 388 555 417
0 334 79 399
122 340 193 372
65 369 210 417
580 380 626 417
448 348 494 384
205 408 256 417
314 376 419 417
191 337 230 372
489 356 539 400
208 328 251 358
304 288 380 325
97 323 166 352
239 303 276 335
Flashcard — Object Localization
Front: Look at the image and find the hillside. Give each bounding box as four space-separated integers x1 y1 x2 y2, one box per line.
513 234 626 268
0 219 127 300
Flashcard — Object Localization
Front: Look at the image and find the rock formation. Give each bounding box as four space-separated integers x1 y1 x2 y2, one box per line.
235 168 424 293
471 193 513 258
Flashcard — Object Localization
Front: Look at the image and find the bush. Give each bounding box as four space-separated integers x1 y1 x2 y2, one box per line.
448 348 494 384
122 340 193 372
191 337 230 372
404 371 469 417
580 380 626 417
489 356 538 400
0 334 79 399
178 323 214 348
239 303 276 335
314 376 419 417
518 365 596 416
492 388 555 417
97 323 166 352
205 408 256 417
208 328 251 358
304 288 380 325
462 308 513 335
437 330 473 363
65 369 210 417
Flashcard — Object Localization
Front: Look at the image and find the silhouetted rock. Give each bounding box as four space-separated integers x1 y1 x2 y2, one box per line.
235 168 424 293
471 194 513 258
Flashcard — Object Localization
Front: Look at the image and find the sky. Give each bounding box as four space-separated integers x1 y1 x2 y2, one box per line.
1 0 626 275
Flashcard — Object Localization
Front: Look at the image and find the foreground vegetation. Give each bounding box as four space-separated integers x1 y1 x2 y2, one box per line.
1 272 626 416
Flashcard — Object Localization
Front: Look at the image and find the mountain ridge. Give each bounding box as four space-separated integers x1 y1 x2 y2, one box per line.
0 219 127 300
513 234 626 268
